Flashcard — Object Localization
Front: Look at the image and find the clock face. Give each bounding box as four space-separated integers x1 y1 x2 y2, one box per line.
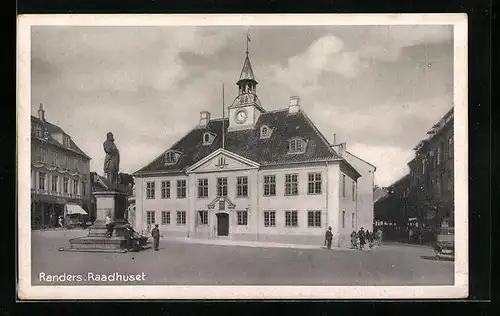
235 110 248 124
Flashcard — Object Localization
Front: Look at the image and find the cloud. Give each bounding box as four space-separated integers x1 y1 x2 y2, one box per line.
347 143 414 187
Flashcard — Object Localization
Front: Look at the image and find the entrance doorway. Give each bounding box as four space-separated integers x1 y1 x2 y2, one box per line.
216 213 229 236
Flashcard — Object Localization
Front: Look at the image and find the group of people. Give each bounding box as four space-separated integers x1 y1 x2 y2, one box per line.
105 213 150 252
350 227 383 250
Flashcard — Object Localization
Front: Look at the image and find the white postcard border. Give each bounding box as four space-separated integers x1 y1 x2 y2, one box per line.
17 13 468 300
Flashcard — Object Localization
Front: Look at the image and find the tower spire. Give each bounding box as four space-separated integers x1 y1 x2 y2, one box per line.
246 31 250 56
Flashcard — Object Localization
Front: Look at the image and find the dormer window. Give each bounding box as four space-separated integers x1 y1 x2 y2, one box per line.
260 125 272 139
202 132 216 146
33 124 42 138
288 138 307 154
165 150 181 165
63 135 71 147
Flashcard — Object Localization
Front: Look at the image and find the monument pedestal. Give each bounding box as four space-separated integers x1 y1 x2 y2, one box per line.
67 190 146 253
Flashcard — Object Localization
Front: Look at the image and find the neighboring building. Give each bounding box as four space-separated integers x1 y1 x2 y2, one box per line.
407 107 454 231
132 48 375 247
374 107 454 242
31 104 91 229
339 145 376 233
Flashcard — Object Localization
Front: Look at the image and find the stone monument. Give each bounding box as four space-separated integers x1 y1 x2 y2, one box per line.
67 133 143 252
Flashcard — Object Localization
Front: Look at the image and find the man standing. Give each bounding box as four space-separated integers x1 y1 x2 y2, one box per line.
376 228 383 246
324 226 333 250
105 213 114 238
152 224 160 251
358 227 366 250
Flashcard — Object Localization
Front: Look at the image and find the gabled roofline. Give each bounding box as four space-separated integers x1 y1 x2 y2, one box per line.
185 148 260 174
344 150 377 171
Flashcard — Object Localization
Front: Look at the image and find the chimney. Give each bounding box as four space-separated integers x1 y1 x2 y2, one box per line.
288 96 300 115
38 103 45 122
333 133 337 145
199 111 210 128
332 142 346 157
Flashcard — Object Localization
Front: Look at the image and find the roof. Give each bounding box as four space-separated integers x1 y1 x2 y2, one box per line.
31 116 91 160
238 54 256 82
344 150 377 170
134 109 346 175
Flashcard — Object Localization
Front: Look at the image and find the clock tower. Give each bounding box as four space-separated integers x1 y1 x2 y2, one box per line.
227 43 266 132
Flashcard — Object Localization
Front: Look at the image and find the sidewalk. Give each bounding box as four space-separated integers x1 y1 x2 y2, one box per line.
161 236 357 251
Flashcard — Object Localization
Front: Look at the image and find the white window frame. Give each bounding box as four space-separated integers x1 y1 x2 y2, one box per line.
307 173 322 195
146 211 156 225
63 177 69 194
176 211 186 225
38 172 46 190
237 211 248 225
217 177 228 197
285 210 298 227
285 173 299 196
263 175 276 196
288 138 306 154
198 178 209 198
307 210 322 227
236 176 248 197
161 180 170 199
161 211 170 225
51 175 58 193
198 210 209 226
177 180 186 199
264 210 276 227
146 181 155 199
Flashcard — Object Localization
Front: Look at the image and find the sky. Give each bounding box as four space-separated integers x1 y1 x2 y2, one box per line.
30 25 454 187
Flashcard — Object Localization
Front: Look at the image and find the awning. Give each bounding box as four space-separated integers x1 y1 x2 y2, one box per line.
65 204 87 215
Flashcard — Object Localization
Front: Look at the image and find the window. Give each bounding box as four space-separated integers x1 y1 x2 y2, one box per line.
288 138 306 154
203 133 210 143
38 148 48 163
307 210 321 227
176 211 186 225
264 211 276 227
51 151 58 166
436 146 441 166
260 125 271 139
342 174 346 197
436 177 442 197
165 151 177 164
342 211 346 228
146 181 155 199
352 213 355 228
146 211 155 225
75 159 79 171
161 181 170 199
307 173 322 194
51 175 58 192
217 177 227 197
198 211 209 225
448 137 453 158
81 181 86 196
237 211 248 225
285 211 298 227
352 181 356 201
72 179 79 195
63 135 71 148
63 177 69 194
219 200 225 210
198 179 209 198
236 176 248 197
38 172 46 190
422 159 426 175
34 124 42 137
61 156 68 169
285 173 299 196
161 211 170 225
263 175 276 196
177 180 186 199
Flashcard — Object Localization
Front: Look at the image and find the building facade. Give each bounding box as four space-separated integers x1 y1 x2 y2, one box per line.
31 104 91 229
374 107 454 242
133 51 375 247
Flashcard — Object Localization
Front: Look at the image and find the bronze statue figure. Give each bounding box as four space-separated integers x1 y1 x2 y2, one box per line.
103 132 120 188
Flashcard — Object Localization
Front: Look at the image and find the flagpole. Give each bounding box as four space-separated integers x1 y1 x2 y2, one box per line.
222 84 225 149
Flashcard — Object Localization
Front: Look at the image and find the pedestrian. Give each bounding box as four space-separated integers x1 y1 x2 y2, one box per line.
324 226 333 250
125 224 138 251
358 227 366 250
350 230 358 249
376 228 383 246
58 216 64 228
367 231 373 250
152 224 160 251
105 213 115 238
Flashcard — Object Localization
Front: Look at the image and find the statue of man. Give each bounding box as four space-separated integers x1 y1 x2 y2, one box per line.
103 132 120 188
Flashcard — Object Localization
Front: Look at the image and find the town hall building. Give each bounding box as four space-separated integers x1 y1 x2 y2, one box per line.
133 48 376 247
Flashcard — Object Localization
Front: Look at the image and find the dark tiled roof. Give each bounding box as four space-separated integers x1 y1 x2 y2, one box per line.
134 109 340 175
31 116 91 159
